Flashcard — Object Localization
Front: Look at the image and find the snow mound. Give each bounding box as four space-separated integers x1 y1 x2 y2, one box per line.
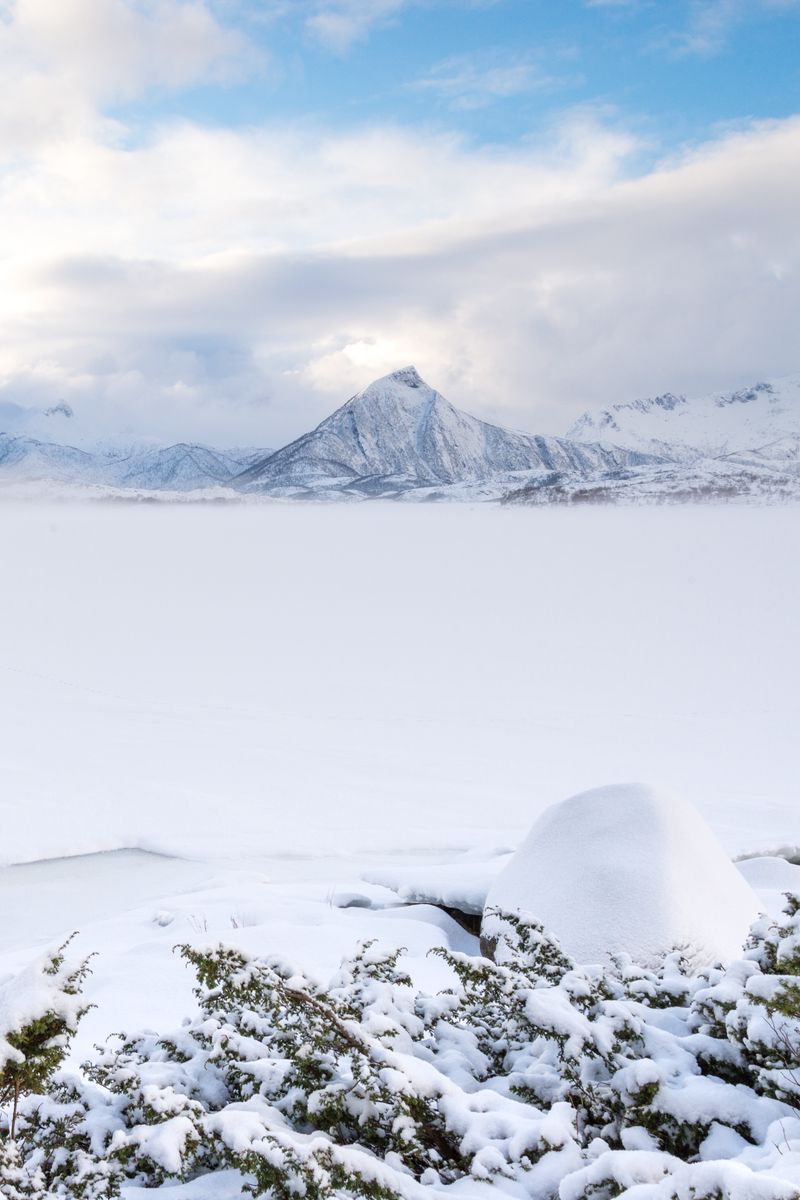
737 855 800 892
483 783 761 968
736 855 800 915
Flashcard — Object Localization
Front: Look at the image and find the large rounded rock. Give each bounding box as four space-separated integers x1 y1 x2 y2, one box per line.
482 783 761 968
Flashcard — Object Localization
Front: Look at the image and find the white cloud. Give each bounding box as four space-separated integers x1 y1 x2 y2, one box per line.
669 0 747 56
0 113 640 270
0 0 257 150
0 87 797 448
303 0 411 51
297 0 504 52
586 0 800 57
411 51 557 110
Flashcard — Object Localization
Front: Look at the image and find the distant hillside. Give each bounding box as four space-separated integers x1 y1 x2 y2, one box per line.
0 435 272 492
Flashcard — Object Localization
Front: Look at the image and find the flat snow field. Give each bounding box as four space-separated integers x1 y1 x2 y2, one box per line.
0 501 798 1046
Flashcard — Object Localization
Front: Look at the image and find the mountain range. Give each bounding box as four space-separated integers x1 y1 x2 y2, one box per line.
2 367 799 502
0 436 269 493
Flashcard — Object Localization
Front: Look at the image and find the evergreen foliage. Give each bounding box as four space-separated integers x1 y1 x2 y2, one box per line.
0 936 92 1138
2 903 799 1199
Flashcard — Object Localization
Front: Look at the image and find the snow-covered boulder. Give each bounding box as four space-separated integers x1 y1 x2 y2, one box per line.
482 783 761 968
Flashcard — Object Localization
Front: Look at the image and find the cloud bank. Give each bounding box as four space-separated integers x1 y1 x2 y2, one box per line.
0 0 797 447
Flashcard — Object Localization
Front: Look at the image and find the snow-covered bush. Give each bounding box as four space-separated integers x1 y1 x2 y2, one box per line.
0 935 92 1138
690 894 800 1108
0 1136 47 1200
0 937 101 1198
5 901 800 1199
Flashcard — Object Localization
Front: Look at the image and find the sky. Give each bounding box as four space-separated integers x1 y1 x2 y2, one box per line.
0 0 799 448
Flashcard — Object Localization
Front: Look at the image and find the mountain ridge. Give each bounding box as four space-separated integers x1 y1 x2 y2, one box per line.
2 366 799 501
0 433 273 492
567 373 800 461
236 366 659 497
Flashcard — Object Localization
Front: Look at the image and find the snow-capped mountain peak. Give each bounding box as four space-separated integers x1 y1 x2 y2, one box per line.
716 380 774 407
382 365 424 388
328 365 450 438
567 373 800 458
236 367 653 496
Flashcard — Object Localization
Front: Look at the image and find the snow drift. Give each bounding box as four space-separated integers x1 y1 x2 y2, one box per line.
482 783 761 968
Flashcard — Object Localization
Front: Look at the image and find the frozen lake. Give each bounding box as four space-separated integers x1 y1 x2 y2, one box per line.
0 501 798 866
